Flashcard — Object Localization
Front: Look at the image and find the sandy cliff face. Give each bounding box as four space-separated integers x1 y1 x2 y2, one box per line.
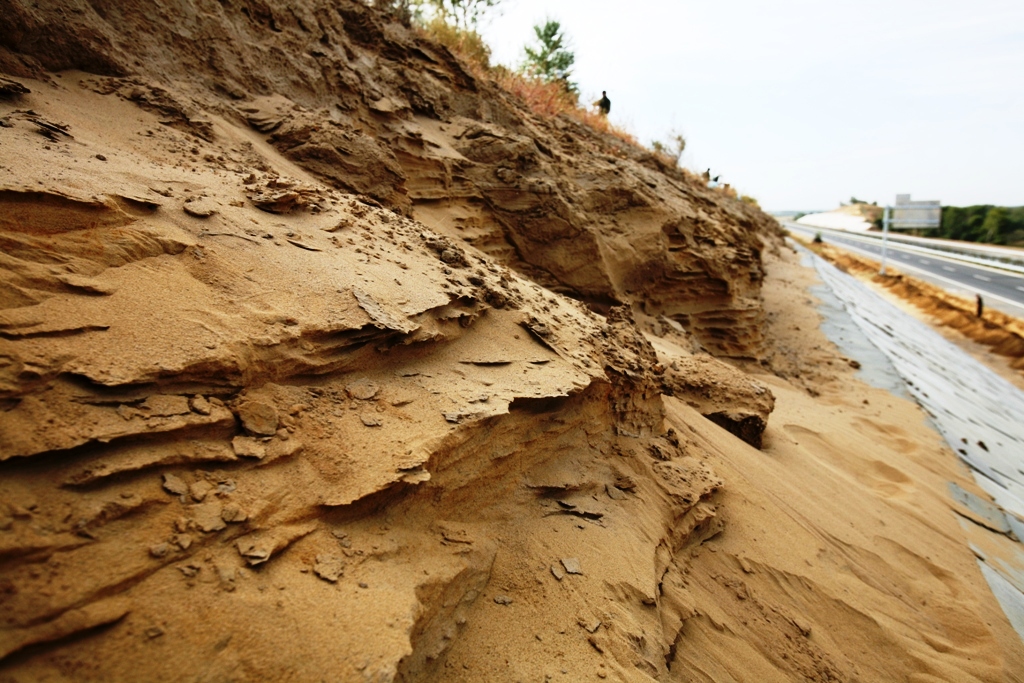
4 2 1019 682
0 0 781 358
0 81 713 678
0 1 781 679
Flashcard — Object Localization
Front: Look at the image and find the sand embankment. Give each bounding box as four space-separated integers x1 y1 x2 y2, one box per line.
1 1 1022 680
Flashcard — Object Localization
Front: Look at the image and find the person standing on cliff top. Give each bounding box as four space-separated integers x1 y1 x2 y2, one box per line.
595 91 610 116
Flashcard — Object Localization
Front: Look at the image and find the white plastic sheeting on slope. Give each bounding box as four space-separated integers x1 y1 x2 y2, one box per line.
803 247 1024 640
796 211 874 232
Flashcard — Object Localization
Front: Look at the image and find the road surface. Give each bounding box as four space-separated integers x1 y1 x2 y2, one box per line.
785 222 1024 319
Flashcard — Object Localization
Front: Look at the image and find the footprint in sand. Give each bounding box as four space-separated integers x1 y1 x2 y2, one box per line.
783 424 915 498
851 416 918 455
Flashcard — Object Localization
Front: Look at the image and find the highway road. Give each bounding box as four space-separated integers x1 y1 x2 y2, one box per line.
785 222 1024 319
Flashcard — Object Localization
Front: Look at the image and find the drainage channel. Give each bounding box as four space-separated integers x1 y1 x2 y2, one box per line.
797 244 1024 639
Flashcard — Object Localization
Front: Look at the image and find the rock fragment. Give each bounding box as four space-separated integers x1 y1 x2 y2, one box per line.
439 248 468 266
232 435 266 459
0 598 130 660
143 394 191 417
346 379 380 400
360 414 382 427
190 480 214 502
605 484 626 501
162 473 189 496
26 115 72 140
221 503 247 523
550 564 565 581
236 523 316 566
237 545 268 567
660 355 775 449
149 543 171 558
178 563 201 578
0 76 30 97
192 501 226 533
190 395 212 415
217 565 236 591
493 594 513 605
313 554 346 582
183 197 216 218
238 401 279 435
560 558 582 575
399 468 430 484
264 437 303 463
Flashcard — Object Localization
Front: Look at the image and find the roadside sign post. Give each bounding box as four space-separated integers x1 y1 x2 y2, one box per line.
880 205 891 275
880 195 940 275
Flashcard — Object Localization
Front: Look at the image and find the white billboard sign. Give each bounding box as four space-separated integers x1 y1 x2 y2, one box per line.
891 194 941 229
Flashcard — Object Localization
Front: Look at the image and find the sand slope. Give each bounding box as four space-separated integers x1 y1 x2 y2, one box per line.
0 2 1022 681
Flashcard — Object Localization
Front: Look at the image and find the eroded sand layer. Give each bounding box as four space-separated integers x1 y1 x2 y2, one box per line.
1 1 1023 680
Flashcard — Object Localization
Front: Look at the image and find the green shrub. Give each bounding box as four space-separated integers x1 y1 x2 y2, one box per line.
422 17 491 69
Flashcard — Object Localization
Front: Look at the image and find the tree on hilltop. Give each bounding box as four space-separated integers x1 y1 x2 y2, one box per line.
523 20 577 93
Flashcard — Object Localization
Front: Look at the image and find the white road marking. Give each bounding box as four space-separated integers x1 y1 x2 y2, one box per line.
791 238 1024 316
943 266 956 272
974 274 992 282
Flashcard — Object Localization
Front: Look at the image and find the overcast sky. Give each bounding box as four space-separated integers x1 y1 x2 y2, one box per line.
478 0 1024 211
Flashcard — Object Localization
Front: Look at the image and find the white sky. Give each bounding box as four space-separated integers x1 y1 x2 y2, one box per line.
478 0 1024 211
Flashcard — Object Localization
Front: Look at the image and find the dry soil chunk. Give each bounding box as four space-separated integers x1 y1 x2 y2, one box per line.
238 401 279 436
